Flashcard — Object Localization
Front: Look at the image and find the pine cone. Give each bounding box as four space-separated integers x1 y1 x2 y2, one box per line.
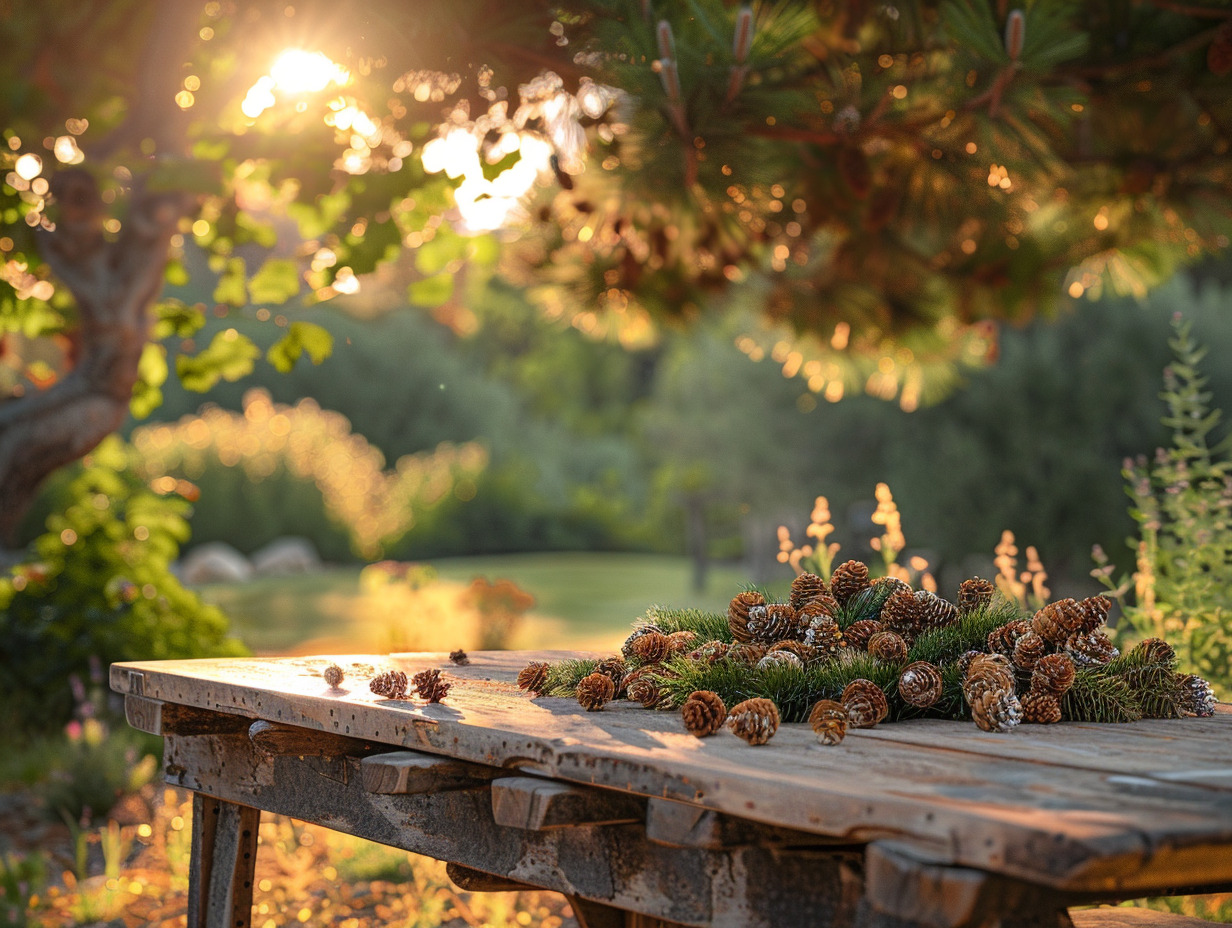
843 619 883 651
1011 632 1047 672
808 699 848 746
880 589 920 638
630 631 672 663
1020 692 1062 724
448 649 470 665
323 664 344 688
867 630 908 664
626 670 673 708
413 668 451 703
576 672 616 711
1030 653 1076 697
517 661 550 695
1131 638 1176 667
1064 630 1119 668
798 594 840 622
768 639 817 665
728 591 765 643
914 590 958 631
898 661 943 708
964 656 1015 702
681 690 727 736
666 630 699 656
621 624 664 659
987 620 1031 657
842 678 889 728
789 572 828 609
726 698 780 745
1178 674 1217 717
726 642 768 665
970 687 1023 733
956 650 985 680
957 577 995 614
830 560 872 605
747 602 799 643
801 615 846 655
1031 599 1085 644
757 650 803 671
1077 595 1111 634
687 640 730 664
594 656 627 688
370 670 409 699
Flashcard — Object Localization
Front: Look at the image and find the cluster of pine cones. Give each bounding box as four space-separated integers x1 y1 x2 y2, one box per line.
369 667 452 703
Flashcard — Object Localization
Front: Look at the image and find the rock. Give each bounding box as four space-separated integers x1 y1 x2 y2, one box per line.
252 536 320 576
180 542 253 585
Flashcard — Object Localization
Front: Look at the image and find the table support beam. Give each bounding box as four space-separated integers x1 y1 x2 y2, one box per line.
188 793 261 928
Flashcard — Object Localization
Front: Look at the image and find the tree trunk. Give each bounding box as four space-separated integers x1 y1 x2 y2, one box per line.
0 171 186 544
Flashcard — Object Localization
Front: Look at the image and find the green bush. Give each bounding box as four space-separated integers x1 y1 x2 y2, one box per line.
0 437 246 734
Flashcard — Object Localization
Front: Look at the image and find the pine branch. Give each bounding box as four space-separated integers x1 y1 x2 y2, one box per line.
543 658 599 697
642 606 733 642
1061 672 1144 723
907 602 1024 666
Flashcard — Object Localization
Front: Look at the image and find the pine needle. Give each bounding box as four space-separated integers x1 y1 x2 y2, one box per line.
907 602 1022 666
1061 671 1144 723
639 606 732 643
542 658 598 697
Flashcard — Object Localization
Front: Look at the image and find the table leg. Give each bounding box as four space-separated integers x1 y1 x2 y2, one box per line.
188 792 261 928
568 897 692 928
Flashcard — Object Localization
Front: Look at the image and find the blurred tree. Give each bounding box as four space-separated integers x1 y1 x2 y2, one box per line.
3 0 1231 539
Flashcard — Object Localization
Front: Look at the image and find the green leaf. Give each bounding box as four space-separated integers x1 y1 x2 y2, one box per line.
247 258 301 305
153 299 206 339
212 257 248 308
414 233 470 276
175 329 260 392
408 273 454 307
130 343 168 419
266 321 334 373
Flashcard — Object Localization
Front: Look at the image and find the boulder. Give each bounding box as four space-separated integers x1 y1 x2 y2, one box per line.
252 536 320 576
180 542 253 585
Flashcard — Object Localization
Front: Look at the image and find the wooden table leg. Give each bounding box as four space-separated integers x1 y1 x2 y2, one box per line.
568 897 693 928
188 793 261 928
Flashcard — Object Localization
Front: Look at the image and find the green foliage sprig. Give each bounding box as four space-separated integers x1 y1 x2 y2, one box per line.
542 659 600 698
906 602 1024 666
638 606 732 643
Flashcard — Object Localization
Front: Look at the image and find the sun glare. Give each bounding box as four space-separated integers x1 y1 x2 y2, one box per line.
271 49 350 94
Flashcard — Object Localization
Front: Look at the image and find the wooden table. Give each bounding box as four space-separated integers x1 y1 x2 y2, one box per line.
111 651 1232 928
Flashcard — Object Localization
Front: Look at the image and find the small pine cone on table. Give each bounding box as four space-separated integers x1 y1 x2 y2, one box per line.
666 630 699 656
728 591 766 643
842 679 889 729
880 589 921 639
898 661 943 709
789 572 828 610
957 577 996 614
1020 691 1062 724
914 590 959 631
747 602 800 644
843 619 883 651
1011 632 1047 672
370 670 409 699
963 659 1015 703
681 690 727 737
687 640 730 664
802 615 846 656
576 672 616 711
829 560 872 605
768 639 817 665
1131 638 1177 667
630 631 672 664
867 630 908 664
516 661 550 695
808 699 848 746
626 671 673 709
1178 674 1217 718
594 656 627 688
1078 595 1112 634
1064 630 1119 668
970 687 1023 733
726 642 768 666
448 649 470 666
621 624 664 659
987 620 1031 658
1031 599 1085 645
726 698 781 745
757 650 803 671
1030 652 1076 697
323 663 345 689
413 668 451 703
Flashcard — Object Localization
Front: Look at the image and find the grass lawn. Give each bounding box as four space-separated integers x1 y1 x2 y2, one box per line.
199 552 764 656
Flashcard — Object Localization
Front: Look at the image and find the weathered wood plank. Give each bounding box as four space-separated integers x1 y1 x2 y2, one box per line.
248 720 378 757
445 862 539 893
112 653 1232 895
125 695 251 736
361 750 500 795
491 776 644 830
644 797 842 850
187 794 260 928
1070 909 1228 928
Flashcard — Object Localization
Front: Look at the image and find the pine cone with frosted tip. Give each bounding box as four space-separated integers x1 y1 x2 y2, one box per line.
370 670 409 699
842 678 889 728
880 589 921 638
1064 630 1119 668
747 602 799 643
963 655 1015 702
726 642 768 665
630 631 672 663
957 577 995 614
867 630 908 663
323 664 344 688
413 668 451 703
758 650 803 671
956 650 985 680
829 560 872 605
898 661 943 708
987 620 1030 657
914 590 958 630
576 672 616 711
1021 692 1062 724
1011 632 1046 672
516 661 550 695
843 619 883 651
1031 599 1085 644
789 572 828 609
594 656 627 688
728 591 765 643
1077 595 1111 634
802 615 845 655
1178 674 1217 717
681 690 727 736
726 698 781 745
1030 653 1076 697
970 687 1023 732
808 699 848 745
687 640 730 664
621 624 664 659
798 594 840 622
768 639 817 665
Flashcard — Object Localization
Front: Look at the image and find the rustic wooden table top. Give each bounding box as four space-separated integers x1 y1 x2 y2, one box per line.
111 650 1232 899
